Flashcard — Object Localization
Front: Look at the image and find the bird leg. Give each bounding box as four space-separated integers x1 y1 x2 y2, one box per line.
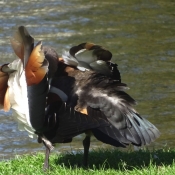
83 135 91 166
43 142 51 170
37 135 54 170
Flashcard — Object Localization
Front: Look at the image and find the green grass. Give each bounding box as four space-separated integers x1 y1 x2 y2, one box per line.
0 148 175 175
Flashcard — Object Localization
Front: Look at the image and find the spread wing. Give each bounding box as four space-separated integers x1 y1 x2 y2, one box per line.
48 71 159 147
38 42 160 147
75 73 160 146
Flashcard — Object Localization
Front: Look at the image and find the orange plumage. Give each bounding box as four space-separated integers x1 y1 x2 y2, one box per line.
3 87 10 112
25 42 47 86
85 42 95 50
0 70 9 110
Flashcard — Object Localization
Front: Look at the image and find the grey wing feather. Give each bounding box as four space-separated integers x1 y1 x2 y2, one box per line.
77 73 160 146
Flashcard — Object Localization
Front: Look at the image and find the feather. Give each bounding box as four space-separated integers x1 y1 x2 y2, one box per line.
90 60 111 75
27 75 48 132
62 50 78 67
0 70 9 109
25 41 48 86
70 71 160 146
10 26 34 67
43 102 109 143
43 46 59 78
0 64 15 73
49 86 68 102
84 42 96 50
10 29 24 60
7 59 34 137
75 49 96 63
3 87 10 112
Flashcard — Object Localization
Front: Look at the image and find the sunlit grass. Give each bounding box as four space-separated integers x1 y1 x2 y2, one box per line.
0 148 175 175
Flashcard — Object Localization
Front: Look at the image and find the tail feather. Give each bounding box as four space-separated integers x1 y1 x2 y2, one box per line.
87 103 160 146
127 113 160 144
110 111 160 146
87 106 140 146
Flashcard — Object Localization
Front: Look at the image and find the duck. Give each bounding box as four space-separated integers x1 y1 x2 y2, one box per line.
49 42 160 165
0 26 160 170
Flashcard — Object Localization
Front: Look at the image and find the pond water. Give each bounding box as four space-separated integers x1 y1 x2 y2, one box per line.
0 0 175 160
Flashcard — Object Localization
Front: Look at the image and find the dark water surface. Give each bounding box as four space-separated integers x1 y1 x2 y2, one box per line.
0 0 175 160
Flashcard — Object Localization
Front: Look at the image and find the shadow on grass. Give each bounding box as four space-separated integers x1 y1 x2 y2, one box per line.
54 148 175 170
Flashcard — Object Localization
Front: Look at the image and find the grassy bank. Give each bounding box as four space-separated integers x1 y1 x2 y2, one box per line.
0 148 175 175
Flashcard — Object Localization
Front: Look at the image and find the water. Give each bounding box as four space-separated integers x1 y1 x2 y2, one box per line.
0 0 175 160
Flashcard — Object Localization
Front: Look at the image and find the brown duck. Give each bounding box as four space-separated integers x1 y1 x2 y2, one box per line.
38 41 160 168
0 26 160 170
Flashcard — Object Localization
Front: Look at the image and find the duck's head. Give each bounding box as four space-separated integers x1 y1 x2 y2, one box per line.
61 42 121 81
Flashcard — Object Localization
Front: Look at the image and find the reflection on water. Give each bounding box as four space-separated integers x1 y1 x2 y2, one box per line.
0 0 175 160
